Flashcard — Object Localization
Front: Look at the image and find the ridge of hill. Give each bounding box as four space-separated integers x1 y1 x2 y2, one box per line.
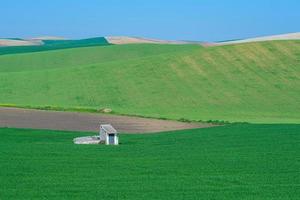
0 38 42 47
1 32 300 50
0 37 111 55
105 36 203 45
30 36 66 40
212 32 300 46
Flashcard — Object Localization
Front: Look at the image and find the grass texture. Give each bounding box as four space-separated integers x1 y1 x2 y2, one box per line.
0 124 299 199
0 41 299 123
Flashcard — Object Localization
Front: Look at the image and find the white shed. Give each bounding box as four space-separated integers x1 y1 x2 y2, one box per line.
100 124 119 145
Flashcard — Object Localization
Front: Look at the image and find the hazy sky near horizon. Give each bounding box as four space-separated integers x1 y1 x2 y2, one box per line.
1 0 300 41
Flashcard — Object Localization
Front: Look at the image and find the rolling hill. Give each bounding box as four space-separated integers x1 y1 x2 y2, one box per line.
212 32 300 46
0 37 110 55
0 40 299 123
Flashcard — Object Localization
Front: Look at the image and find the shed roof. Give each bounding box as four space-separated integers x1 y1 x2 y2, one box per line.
101 124 117 134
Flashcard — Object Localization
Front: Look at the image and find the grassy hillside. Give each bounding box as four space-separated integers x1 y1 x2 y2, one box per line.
0 37 110 55
1 124 299 199
0 41 299 123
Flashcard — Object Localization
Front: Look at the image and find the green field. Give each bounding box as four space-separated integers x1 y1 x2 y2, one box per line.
0 37 110 55
1 124 299 199
0 40 299 123
1 38 299 199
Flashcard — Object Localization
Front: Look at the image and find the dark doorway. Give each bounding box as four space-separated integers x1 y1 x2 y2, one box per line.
108 134 115 144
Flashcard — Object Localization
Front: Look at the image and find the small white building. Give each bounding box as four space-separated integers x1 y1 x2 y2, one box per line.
100 124 119 145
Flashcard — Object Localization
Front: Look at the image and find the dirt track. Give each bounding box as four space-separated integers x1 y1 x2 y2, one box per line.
0 107 211 133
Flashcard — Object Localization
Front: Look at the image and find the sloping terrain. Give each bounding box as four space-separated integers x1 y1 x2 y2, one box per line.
0 38 42 47
213 32 300 46
0 37 110 55
106 36 201 45
0 41 299 123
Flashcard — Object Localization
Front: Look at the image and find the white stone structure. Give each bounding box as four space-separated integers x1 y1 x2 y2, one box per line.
100 124 119 145
73 136 102 144
73 124 118 145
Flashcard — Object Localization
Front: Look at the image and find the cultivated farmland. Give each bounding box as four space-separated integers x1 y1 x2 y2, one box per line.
0 37 110 56
0 40 299 123
1 124 299 199
0 35 299 200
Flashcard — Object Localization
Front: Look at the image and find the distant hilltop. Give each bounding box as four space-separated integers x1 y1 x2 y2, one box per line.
209 32 300 46
105 36 203 45
31 36 66 40
1 32 300 47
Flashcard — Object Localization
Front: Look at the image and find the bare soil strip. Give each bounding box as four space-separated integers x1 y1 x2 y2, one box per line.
0 39 42 47
0 107 212 133
105 36 203 45
212 32 300 46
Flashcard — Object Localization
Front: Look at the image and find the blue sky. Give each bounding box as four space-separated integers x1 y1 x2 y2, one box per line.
1 0 300 41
